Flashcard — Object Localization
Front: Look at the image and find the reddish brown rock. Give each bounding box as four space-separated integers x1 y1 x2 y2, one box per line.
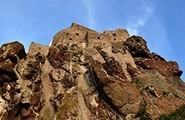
21 108 36 120
47 46 71 68
124 35 151 58
0 23 184 120
103 57 127 80
0 41 26 85
138 59 183 77
126 63 140 77
0 41 26 63
0 42 26 86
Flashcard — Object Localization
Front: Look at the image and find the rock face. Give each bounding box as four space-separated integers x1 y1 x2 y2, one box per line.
0 23 185 120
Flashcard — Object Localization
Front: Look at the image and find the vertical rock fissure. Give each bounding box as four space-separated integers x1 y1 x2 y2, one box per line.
89 68 124 118
40 60 54 120
76 34 91 120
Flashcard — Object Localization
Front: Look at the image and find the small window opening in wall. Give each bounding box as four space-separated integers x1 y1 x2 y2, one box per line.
39 47 41 50
114 38 116 40
136 39 140 42
112 33 116 36
69 38 73 40
76 33 79 36
97 36 100 39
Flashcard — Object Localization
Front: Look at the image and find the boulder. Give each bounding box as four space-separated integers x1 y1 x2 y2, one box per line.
0 41 26 63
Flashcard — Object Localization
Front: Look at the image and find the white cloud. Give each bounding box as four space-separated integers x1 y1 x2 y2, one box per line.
82 0 96 29
127 28 138 35
123 1 172 60
125 3 154 36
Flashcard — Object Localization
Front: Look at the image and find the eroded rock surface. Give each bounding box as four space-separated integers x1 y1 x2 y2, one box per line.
0 23 184 120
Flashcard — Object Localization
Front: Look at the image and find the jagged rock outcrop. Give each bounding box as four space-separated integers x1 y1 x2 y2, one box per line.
0 23 184 120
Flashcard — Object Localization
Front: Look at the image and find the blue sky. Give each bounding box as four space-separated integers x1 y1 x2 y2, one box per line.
0 0 184 80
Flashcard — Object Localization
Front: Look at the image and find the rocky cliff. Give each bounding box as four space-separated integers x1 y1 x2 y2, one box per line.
0 23 185 120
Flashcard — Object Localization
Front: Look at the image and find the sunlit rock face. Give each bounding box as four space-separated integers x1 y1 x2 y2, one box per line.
0 23 184 120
